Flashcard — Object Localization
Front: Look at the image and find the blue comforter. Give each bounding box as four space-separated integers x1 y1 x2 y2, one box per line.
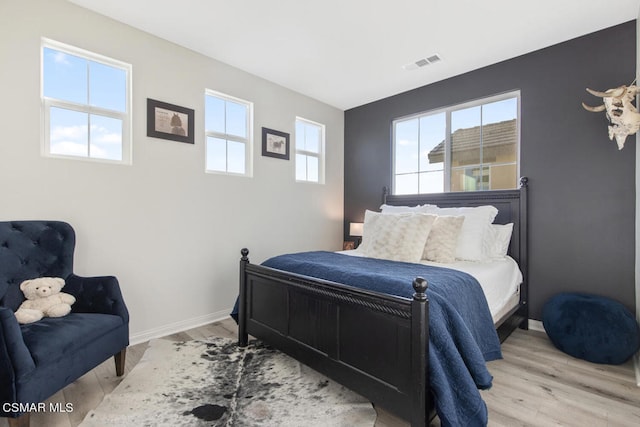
260 251 501 427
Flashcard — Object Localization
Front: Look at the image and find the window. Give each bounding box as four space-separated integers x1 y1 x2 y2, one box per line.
205 90 253 176
41 39 131 163
393 92 519 194
295 117 325 183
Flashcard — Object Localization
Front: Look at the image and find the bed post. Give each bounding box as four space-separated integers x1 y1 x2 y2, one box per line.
238 248 250 347
518 176 529 330
410 277 429 427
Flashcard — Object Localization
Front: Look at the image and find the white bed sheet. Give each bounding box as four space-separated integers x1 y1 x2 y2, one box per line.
341 250 522 323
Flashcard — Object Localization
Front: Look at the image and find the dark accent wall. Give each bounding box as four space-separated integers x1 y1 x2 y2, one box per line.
344 21 636 320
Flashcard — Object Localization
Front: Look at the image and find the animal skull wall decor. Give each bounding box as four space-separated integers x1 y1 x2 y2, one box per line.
582 84 640 150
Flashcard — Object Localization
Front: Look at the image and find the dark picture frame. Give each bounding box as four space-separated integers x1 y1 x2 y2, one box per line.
262 127 290 160
147 98 195 144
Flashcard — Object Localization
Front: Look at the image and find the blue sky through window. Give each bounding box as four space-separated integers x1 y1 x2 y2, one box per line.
43 45 127 161
43 48 87 104
89 62 126 112
205 92 249 174
295 119 323 182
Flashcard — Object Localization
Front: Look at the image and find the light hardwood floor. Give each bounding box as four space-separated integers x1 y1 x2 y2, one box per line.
2 319 639 427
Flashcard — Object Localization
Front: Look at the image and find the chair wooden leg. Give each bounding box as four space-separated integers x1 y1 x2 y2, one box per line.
7 413 29 427
114 348 127 376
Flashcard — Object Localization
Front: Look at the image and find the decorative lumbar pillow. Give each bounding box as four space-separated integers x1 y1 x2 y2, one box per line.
361 211 435 263
542 293 640 365
14 277 76 324
422 205 498 261
423 215 465 263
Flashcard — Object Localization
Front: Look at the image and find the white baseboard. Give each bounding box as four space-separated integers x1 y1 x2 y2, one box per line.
129 307 232 346
527 319 545 333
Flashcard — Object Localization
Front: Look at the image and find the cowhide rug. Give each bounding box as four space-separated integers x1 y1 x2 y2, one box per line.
80 337 376 426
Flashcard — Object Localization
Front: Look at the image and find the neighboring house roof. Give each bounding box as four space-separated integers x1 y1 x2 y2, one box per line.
428 119 517 163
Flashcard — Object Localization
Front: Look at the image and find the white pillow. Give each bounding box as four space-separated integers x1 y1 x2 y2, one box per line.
361 210 436 263
379 204 434 214
423 215 465 263
422 205 498 261
486 223 514 259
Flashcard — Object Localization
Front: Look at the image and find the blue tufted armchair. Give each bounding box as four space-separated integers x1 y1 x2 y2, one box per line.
0 221 129 427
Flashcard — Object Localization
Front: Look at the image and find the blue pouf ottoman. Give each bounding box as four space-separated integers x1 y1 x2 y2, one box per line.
542 293 640 364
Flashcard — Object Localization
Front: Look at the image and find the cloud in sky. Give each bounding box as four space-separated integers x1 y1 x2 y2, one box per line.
50 124 120 159
51 124 121 145
396 138 413 146
50 124 86 141
49 50 73 66
51 140 89 157
91 124 121 145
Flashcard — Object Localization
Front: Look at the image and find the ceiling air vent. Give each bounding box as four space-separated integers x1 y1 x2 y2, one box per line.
402 54 442 70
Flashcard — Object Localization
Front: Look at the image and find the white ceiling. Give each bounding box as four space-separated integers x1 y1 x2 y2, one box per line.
69 0 639 110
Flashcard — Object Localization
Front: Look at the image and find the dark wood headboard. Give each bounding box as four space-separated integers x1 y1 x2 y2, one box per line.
383 177 529 313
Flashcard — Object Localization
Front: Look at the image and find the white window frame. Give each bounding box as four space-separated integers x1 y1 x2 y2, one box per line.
295 117 325 184
204 89 253 177
41 38 132 165
392 90 520 194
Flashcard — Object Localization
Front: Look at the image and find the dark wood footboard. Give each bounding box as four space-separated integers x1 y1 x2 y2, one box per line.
238 248 433 426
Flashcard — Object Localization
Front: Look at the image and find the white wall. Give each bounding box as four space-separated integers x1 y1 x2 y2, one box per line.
0 0 344 343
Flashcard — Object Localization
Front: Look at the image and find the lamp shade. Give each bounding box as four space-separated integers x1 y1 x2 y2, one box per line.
349 222 364 237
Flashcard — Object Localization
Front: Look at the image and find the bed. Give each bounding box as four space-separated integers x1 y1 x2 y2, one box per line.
236 177 528 427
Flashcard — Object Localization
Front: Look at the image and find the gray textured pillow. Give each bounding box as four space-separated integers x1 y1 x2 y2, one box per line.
423 215 465 263
362 211 435 263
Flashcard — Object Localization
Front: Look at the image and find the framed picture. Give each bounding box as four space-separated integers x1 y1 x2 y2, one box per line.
262 127 290 160
147 99 195 144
